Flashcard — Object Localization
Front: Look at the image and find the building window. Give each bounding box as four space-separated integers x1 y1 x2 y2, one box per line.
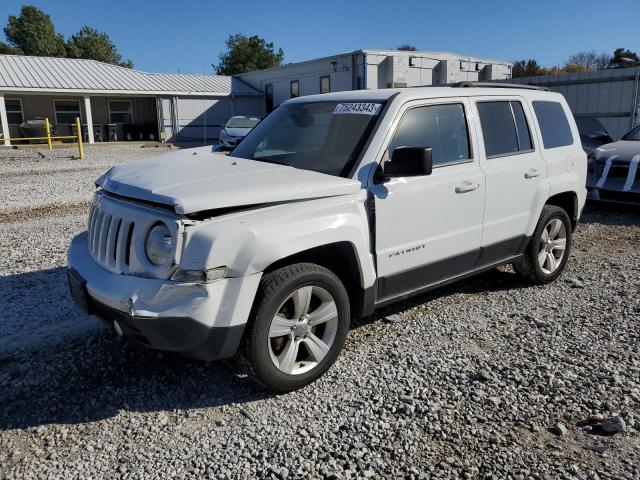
54 99 81 125
290 80 299 98
265 84 274 112
320 76 330 94
5 98 23 124
109 100 133 124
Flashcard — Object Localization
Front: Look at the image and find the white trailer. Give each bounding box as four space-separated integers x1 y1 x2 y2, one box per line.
239 49 512 112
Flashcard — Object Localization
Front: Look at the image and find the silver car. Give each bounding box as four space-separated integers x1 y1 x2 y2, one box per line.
219 116 260 149
587 124 640 204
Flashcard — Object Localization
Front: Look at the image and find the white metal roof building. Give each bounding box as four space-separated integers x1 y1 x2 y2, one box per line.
0 54 263 145
0 55 258 95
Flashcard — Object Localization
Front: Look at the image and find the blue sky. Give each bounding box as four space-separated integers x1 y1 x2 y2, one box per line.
1 0 638 74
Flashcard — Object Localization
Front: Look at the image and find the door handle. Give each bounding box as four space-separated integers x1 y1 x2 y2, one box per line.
524 169 540 179
455 181 480 194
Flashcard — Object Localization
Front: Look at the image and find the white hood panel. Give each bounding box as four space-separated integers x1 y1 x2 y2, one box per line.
594 141 640 163
98 147 362 214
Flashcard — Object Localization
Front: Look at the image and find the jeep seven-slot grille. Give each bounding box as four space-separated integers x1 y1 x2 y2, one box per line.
87 201 135 272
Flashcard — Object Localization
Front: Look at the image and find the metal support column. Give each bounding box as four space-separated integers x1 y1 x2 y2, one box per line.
84 96 95 144
0 94 10 146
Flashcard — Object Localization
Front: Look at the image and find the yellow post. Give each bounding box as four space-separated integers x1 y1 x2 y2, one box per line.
75 117 84 160
44 118 52 151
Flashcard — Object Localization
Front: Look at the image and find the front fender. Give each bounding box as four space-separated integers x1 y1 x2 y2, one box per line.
179 192 376 289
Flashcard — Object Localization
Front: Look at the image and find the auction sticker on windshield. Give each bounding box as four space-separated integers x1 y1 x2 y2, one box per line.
333 103 382 115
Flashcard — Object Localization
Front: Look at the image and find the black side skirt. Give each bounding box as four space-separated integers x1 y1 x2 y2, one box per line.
375 235 529 307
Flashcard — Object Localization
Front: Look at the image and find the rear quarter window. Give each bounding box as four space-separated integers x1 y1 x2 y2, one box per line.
532 101 574 149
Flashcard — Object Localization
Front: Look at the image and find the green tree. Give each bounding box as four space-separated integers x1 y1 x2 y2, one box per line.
0 42 22 54
609 48 640 67
215 34 284 75
4 5 66 57
512 59 548 78
66 26 133 67
397 44 417 51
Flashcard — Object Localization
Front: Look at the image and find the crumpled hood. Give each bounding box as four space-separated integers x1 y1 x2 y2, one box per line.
593 141 640 162
97 147 362 214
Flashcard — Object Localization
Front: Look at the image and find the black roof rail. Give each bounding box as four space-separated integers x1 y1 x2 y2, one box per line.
451 81 549 91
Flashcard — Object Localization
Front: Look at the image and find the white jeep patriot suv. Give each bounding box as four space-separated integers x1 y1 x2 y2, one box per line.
68 84 586 391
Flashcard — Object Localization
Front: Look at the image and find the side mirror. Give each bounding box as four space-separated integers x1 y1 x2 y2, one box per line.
380 147 433 179
588 130 611 141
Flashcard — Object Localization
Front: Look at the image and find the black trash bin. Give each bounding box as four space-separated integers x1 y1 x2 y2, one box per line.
19 120 48 144
107 124 118 142
140 124 157 141
122 124 134 141
69 123 81 143
92 124 104 142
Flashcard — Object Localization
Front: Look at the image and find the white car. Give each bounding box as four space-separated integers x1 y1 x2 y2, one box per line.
67 85 586 391
218 116 260 149
586 124 640 204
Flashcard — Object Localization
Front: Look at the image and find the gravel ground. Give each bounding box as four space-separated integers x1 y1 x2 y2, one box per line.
0 146 639 479
0 144 173 214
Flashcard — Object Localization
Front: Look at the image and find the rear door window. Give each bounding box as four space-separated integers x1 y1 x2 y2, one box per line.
532 101 574 149
476 101 533 157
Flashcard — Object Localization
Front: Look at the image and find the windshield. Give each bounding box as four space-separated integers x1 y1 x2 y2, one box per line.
226 117 260 129
622 124 640 141
231 101 384 177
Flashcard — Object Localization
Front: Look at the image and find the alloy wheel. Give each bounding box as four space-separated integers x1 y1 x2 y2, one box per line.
537 218 567 275
268 286 338 375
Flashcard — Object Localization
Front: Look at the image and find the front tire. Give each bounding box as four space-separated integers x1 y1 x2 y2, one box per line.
514 205 572 284
236 263 350 392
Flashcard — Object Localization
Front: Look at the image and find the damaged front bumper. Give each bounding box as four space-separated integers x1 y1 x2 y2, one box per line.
587 156 640 205
66 232 261 360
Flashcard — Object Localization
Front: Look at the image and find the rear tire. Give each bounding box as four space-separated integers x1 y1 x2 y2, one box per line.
235 263 350 392
514 205 572 284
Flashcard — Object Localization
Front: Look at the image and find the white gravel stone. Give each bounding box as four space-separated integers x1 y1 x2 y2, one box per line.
0 146 639 479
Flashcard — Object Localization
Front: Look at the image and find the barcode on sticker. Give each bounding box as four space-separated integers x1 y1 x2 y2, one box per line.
333 103 382 115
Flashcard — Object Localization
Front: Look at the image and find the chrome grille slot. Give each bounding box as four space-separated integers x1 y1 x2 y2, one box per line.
98 213 112 263
121 220 134 267
109 218 122 266
102 215 117 267
91 209 103 256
